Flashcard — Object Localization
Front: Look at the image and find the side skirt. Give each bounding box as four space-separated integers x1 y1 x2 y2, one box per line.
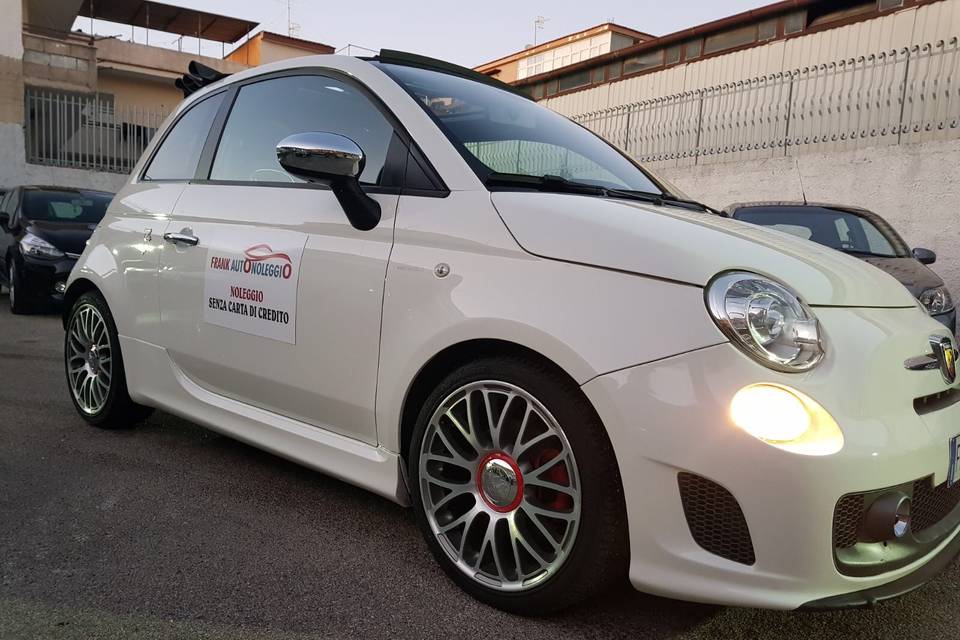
120 335 410 506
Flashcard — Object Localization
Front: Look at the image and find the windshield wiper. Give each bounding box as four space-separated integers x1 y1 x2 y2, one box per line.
605 189 721 214
485 173 606 195
485 173 720 215
837 248 900 259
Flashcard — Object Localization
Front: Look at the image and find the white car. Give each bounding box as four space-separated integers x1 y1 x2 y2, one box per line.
63 51 960 614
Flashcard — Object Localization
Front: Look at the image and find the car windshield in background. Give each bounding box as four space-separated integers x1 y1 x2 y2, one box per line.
734 206 909 258
377 63 663 193
22 190 112 224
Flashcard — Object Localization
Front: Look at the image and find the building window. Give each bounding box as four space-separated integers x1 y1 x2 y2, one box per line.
623 50 663 76
878 0 904 8
810 2 873 27
684 39 702 60
558 69 591 92
703 24 757 55
607 61 622 80
784 11 807 34
665 45 682 65
545 79 559 96
591 66 605 84
758 19 777 41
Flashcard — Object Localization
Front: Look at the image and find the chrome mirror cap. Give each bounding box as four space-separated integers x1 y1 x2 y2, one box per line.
276 132 365 182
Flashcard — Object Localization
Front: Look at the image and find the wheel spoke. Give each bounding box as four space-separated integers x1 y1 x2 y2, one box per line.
521 505 561 551
445 409 480 452
511 404 533 455
514 429 555 459
525 477 576 497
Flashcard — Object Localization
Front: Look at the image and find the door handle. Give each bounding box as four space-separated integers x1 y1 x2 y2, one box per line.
163 232 199 246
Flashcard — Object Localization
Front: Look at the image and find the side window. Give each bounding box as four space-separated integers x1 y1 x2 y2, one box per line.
144 92 224 181
210 75 395 186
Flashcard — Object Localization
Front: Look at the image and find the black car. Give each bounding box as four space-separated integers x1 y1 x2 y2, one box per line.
726 201 955 334
0 186 113 314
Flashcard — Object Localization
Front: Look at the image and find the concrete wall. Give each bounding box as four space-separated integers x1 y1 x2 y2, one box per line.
656 139 960 294
0 123 127 192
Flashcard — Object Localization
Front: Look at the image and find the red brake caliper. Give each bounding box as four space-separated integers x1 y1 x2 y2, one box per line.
531 448 571 511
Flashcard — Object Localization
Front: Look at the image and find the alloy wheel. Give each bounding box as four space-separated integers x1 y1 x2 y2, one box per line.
66 303 113 415
418 381 581 592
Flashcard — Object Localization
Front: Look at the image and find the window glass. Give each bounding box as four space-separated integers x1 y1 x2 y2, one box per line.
758 19 777 40
211 75 394 185
704 25 757 55
558 70 591 92
378 63 663 193
784 11 806 34
734 206 907 257
590 66 605 84
665 45 682 65
21 190 112 223
684 40 702 60
145 92 223 180
623 51 663 75
607 61 622 80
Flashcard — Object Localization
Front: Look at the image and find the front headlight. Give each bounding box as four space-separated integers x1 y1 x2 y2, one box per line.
706 271 824 372
20 232 64 259
918 285 954 315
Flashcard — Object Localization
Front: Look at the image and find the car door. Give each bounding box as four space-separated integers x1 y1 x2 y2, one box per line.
157 71 404 445
88 92 226 343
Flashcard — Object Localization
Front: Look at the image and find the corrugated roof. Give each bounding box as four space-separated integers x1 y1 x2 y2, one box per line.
77 0 258 44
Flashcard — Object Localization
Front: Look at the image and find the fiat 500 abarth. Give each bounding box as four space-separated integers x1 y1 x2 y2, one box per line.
63 51 960 614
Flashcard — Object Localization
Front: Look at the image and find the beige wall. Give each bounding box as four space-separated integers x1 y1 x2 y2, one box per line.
97 72 182 114
259 40 323 64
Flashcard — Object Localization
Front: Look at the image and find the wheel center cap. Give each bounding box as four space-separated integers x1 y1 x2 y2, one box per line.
477 453 523 512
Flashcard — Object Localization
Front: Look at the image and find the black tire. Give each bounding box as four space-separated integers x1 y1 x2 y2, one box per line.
407 355 629 615
9 262 31 315
64 290 153 429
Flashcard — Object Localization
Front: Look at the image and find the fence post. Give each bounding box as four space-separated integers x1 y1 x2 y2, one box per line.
783 73 795 156
623 109 632 156
693 91 704 165
897 48 912 145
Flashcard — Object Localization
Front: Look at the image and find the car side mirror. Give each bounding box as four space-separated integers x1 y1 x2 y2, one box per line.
276 132 381 231
913 247 937 265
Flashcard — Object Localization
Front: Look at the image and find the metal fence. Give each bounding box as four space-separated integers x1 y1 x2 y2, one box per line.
24 87 168 174
570 38 960 166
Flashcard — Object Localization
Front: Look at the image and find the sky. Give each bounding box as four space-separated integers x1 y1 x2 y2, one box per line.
73 0 773 68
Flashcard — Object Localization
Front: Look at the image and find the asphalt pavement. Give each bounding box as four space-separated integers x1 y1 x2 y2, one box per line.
1 299 959 639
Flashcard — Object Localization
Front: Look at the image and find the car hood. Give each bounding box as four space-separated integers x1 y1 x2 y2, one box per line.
26 220 97 255
857 256 943 298
491 192 917 308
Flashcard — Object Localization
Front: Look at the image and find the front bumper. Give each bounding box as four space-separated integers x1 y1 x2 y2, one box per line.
583 305 960 609
16 254 76 307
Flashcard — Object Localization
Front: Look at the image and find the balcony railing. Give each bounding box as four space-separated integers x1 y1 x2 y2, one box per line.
569 38 960 166
25 87 169 174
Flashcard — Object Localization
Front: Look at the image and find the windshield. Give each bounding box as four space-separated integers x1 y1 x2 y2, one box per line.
21 190 112 224
734 206 909 258
376 63 663 193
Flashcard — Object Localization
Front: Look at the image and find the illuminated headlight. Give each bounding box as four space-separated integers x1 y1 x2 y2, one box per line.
20 232 64 259
730 384 844 455
706 271 824 372
918 285 954 315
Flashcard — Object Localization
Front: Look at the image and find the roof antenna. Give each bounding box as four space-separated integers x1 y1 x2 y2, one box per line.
795 157 808 205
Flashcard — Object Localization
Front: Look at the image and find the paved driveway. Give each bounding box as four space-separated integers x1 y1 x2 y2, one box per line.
1 301 958 639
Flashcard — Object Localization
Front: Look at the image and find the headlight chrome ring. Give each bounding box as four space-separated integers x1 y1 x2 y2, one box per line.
706 271 824 372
